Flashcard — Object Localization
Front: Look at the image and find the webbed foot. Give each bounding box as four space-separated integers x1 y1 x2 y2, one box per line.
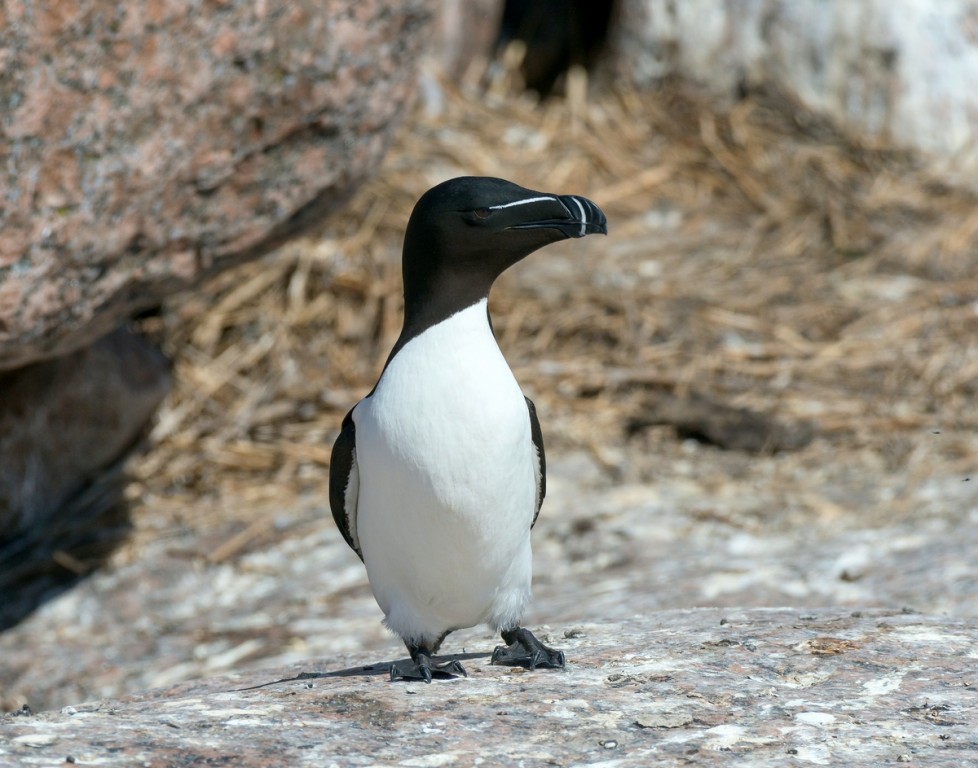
491 627 565 669
390 650 467 683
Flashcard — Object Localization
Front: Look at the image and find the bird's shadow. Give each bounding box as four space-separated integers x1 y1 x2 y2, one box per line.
234 652 491 691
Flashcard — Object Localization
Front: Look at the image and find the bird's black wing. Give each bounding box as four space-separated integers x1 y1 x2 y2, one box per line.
525 396 547 529
329 407 363 560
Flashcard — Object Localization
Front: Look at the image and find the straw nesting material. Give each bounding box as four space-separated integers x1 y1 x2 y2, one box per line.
126 67 978 557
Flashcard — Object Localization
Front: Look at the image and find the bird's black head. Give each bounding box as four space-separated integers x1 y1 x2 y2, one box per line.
401 176 607 321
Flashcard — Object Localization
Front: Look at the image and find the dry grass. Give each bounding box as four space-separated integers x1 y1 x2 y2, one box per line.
127 65 978 556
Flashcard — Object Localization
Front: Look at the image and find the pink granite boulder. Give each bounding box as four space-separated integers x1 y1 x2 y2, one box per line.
0 0 433 369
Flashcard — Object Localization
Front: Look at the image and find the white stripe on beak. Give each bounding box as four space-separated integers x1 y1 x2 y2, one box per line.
488 196 557 210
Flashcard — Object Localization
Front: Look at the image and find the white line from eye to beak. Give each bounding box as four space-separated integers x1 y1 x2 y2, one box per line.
570 196 586 237
488 196 557 210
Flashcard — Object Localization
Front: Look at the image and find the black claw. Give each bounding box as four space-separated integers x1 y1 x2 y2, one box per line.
492 627 566 670
434 659 468 678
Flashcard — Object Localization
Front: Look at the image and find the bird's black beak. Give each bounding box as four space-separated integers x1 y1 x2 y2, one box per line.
507 194 608 238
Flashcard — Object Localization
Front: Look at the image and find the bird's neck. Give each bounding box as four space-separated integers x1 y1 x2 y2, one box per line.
403 265 494 331
385 272 494 369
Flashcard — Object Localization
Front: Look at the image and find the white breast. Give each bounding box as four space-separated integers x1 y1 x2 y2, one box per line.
353 299 536 644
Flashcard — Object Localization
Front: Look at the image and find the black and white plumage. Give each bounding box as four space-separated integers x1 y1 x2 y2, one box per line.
329 176 607 682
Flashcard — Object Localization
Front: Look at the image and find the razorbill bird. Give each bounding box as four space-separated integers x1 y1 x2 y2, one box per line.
329 176 608 682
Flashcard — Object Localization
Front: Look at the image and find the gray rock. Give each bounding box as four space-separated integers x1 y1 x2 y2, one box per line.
1 609 976 766
609 0 978 189
0 0 433 370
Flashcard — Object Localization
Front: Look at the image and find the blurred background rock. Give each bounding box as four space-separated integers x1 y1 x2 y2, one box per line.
2 0 977 713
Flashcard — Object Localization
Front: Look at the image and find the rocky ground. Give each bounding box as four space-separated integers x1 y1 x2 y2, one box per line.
3 610 977 766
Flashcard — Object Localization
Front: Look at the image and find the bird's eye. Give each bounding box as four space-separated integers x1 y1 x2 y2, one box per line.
474 208 492 219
